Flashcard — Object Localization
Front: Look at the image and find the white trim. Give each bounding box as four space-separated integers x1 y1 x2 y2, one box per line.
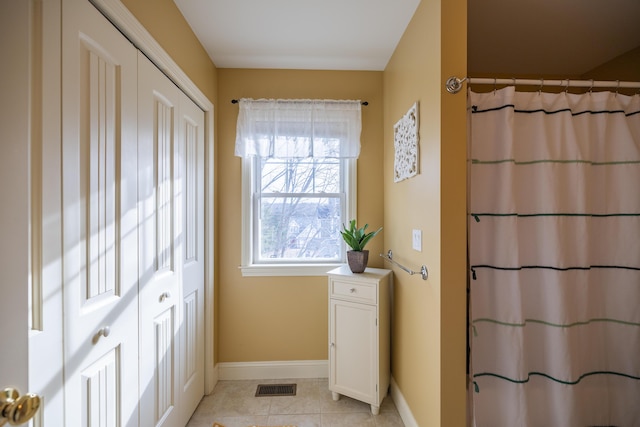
239 264 343 277
347 158 358 223
204 105 216 393
211 361 220 388
89 0 216 394
390 376 419 427
240 156 252 269
217 360 329 381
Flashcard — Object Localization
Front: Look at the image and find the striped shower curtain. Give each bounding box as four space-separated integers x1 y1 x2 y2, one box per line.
468 87 640 426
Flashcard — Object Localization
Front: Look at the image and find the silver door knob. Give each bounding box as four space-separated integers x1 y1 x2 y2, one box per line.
0 388 41 426
159 291 171 302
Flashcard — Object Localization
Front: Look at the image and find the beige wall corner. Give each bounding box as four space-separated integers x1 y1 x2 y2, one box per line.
383 0 467 425
440 0 468 426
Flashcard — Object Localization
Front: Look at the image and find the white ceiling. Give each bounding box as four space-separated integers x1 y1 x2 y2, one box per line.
173 0 640 75
173 0 421 71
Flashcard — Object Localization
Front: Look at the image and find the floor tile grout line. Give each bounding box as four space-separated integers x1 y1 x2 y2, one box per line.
186 378 404 427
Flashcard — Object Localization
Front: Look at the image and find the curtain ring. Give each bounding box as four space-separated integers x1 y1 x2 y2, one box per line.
589 79 594 94
616 80 620 96
493 78 497 95
538 78 544 94
564 79 570 93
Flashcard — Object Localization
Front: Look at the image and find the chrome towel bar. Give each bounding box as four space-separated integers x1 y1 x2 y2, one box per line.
380 250 428 281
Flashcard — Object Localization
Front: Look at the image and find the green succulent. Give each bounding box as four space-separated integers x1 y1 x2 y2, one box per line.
340 219 382 252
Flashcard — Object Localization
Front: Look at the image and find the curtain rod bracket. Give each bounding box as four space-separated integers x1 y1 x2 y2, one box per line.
446 76 467 94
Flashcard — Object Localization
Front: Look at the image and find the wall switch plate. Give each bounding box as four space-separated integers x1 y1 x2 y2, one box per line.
412 229 422 252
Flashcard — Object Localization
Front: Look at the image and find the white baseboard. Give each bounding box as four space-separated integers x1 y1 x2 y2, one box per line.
217 360 328 381
206 363 220 394
390 376 418 427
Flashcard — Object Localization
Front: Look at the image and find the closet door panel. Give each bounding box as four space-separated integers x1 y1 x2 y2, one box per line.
138 51 182 427
178 91 205 425
62 0 139 426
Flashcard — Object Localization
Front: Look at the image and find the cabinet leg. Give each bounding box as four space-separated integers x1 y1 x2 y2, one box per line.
371 404 380 415
331 392 340 401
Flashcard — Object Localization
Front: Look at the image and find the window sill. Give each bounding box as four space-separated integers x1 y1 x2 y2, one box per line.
239 263 344 277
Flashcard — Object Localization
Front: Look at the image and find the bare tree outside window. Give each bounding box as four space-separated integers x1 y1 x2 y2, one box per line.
257 152 344 262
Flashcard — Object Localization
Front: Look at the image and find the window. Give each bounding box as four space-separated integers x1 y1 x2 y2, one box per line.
235 99 361 276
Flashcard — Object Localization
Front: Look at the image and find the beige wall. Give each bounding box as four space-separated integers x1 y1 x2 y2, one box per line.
440 1 468 425
583 46 640 87
383 0 467 425
217 69 384 362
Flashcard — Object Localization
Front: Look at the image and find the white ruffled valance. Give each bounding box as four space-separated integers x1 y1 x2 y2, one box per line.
234 98 362 159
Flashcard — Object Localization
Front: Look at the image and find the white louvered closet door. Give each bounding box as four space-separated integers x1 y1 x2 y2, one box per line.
61 0 139 426
61 1 205 425
137 52 205 427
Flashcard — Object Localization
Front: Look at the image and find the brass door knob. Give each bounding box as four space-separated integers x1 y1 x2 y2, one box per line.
0 388 41 426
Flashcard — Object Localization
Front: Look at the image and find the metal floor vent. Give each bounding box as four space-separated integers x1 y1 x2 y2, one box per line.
255 383 297 397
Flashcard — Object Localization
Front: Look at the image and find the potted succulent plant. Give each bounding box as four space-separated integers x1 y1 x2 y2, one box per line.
340 219 382 273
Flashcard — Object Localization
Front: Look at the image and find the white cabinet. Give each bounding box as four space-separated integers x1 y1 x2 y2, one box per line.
327 266 392 415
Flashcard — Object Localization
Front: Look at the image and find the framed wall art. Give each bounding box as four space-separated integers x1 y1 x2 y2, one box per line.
393 102 419 182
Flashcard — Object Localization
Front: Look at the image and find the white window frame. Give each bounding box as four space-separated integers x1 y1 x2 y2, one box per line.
240 156 357 277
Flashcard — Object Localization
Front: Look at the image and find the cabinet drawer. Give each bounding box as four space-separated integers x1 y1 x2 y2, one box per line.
330 280 377 304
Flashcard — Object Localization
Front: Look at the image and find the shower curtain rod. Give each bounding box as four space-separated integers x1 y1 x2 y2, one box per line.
445 76 640 94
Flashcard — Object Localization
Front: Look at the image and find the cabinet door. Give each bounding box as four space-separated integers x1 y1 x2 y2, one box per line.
329 299 378 405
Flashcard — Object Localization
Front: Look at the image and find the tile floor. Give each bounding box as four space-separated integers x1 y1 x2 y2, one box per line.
186 378 406 427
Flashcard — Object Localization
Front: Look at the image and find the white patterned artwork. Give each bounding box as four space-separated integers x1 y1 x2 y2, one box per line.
394 102 419 182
